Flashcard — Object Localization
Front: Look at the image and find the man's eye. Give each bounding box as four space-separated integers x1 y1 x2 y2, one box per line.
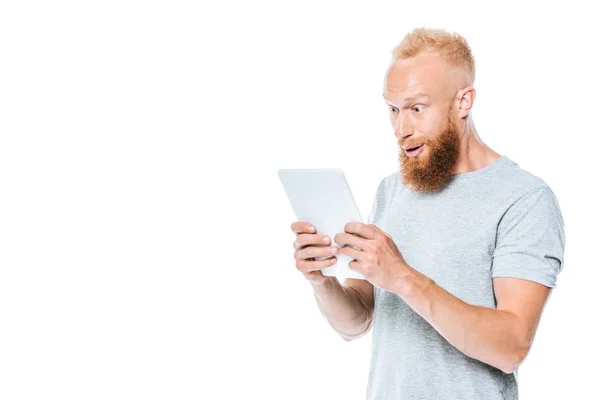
412 106 424 113
389 106 399 113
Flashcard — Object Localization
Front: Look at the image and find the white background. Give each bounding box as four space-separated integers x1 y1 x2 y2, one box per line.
1 1 598 399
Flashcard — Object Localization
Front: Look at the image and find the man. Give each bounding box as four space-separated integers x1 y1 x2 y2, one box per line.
290 27 565 399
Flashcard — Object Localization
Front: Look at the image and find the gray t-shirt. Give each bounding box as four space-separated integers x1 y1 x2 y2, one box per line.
364 155 566 400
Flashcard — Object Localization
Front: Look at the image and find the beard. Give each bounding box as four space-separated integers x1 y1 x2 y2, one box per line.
398 107 462 193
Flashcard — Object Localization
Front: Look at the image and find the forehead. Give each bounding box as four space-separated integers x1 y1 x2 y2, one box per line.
383 53 450 101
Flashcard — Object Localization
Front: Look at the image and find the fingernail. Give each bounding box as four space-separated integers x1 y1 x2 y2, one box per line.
323 237 330 243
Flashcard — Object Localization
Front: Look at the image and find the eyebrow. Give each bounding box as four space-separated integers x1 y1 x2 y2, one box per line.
382 92 430 106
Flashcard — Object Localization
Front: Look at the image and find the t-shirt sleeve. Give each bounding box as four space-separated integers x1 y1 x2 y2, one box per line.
491 186 566 288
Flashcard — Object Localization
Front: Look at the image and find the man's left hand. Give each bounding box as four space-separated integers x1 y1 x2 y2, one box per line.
334 222 411 291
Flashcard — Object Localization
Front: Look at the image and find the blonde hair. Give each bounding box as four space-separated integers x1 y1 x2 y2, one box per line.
391 27 476 86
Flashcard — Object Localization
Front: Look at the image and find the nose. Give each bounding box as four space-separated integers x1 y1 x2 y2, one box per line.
392 114 412 141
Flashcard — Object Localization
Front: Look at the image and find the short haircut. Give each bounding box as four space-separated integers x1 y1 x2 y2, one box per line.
392 27 476 86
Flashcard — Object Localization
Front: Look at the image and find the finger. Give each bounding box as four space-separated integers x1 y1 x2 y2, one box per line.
345 222 375 240
335 232 369 251
339 245 363 263
295 244 337 260
306 245 339 260
297 256 337 273
290 221 316 235
294 233 331 249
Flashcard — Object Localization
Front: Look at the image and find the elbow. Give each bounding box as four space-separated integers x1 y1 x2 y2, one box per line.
339 315 373 342
500 347 529 374
499 361 517 375
340 330 365 342
339 328 366 342
498 318 533 374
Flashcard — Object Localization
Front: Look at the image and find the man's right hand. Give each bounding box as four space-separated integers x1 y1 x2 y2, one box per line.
290 221 339 285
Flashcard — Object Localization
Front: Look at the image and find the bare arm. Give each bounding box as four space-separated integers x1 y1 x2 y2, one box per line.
391 268 551 374
289 221 375 341
311 277 374 341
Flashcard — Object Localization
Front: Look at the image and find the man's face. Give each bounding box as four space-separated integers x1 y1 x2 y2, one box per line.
383 52 464 193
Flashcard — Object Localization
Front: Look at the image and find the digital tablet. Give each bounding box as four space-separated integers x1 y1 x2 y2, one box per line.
278 168 366 280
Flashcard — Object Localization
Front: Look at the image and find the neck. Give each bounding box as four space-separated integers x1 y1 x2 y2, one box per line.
454 114 502 174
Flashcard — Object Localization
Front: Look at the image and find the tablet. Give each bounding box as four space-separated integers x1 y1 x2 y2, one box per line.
278 168 366 280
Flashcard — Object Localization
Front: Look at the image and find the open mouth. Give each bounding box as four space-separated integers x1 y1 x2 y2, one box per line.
405 144 425 157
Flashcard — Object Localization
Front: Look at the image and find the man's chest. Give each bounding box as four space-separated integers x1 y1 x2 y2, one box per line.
375 194 505 304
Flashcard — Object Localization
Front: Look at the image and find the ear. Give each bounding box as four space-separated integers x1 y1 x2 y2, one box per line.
457 86 476 119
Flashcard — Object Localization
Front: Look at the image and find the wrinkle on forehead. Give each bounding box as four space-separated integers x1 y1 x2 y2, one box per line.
383 51 471 99
384 81 422 92
385 64 444 97
383 65 466 100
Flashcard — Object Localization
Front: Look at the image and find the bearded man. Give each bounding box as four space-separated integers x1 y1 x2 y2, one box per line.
290 27 566 400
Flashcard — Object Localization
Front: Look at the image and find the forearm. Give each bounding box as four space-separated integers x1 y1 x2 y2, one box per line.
392 267 525 373
311 278 371 340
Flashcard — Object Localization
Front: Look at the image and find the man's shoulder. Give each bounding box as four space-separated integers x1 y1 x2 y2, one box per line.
495 156 553 200
372 170 401 196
